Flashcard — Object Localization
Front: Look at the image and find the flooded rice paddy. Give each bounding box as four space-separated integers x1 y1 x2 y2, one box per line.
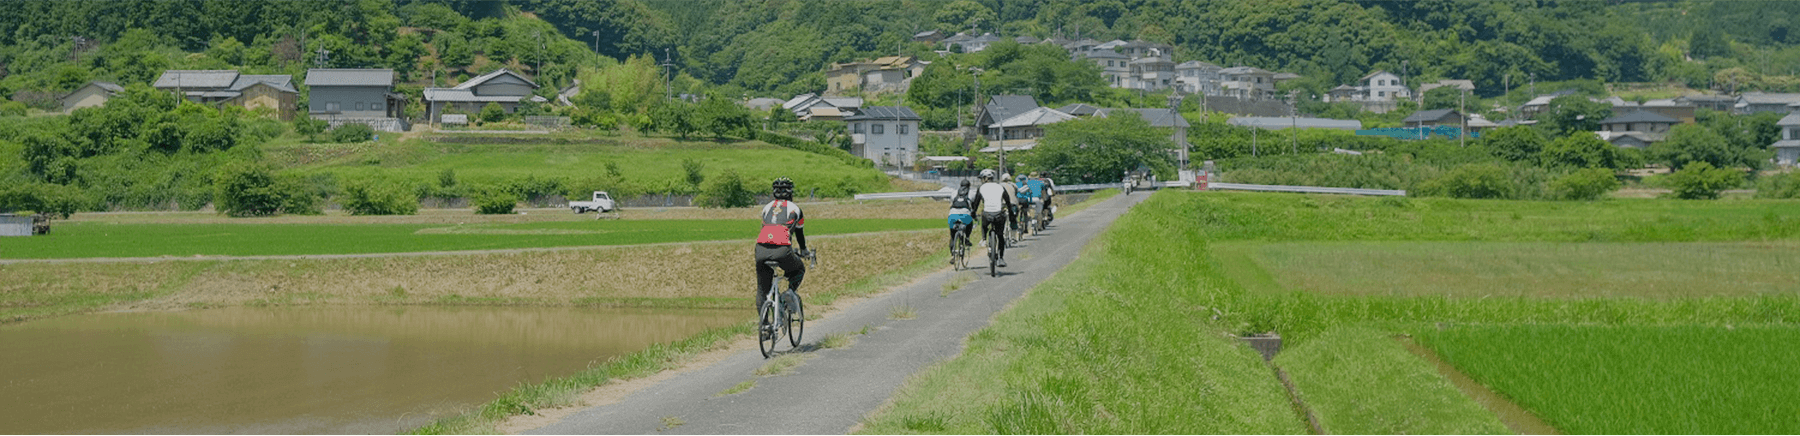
0 306 741 434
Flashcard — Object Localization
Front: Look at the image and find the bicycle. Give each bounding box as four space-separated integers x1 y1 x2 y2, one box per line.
758 250 818 358
986 218 1003 277
1015 200 1034 239
950 222 971 270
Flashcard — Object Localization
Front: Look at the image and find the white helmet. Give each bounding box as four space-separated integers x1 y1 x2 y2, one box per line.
980 169 996 180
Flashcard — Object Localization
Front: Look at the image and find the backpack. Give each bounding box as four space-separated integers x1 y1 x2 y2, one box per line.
950 193 972 210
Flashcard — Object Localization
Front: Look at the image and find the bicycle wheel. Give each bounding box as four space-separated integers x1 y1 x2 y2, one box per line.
758 296 777 358
785 291 804 347
988 238 998 277
950 232 964 271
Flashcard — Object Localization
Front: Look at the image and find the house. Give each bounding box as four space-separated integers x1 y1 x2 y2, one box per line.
941 32 973 51
1014 35 1040 44
1124 56 1175 91
824 56 926 95
60 81 122 112
1358 71 1410 102
1598 110 1681 136
1272 72 1302 85
960 33 1002 53
1599 131 1658 149
305 68 407 131
1094 107 1191 166
1084 49 1130 87
1326 85 1360 102
153 70 298 120
976 95 1041 139
744 97 785 112
1465 114 1499 133
1218 67 1277 100
1227 117 1363 131
1771 112 1800 166
1734 92 1800 114
1639 99 1697 123
1055 103 1102 117
844 106 922 167
1110 40 1174 61
1676 94 1736 112
912 30 945 45
980 107 1076 152
422 68 546 124
1174 61 1221 95
1402 109 1465 128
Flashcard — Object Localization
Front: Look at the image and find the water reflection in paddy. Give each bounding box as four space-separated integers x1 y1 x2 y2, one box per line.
0 306 742 434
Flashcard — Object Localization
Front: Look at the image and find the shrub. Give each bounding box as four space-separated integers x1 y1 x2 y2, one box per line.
183 118 238 152
696 168 756 208
479 102 506 123
0 183 87 218
1549 168 1622 201
293 117 329 137
1755 172 1800 199
473 189 519 214
0 100 27 117
329 123 374 143
339 180 419 215
1412 163 1516 199
682 158 706 189
437 168 458 188
1665 162 1744 200
213 162 283 217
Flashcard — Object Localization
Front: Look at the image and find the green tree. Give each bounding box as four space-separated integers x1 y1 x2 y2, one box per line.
934 0 997 33
682 158 706 189
696 168 756 208
329 123 374 143
1420 87 1463 111
1481 126 1548 163
213 162 282 217
1412 163 1517 199
1542 133 1627 169
1538 95 1613 135
479 102 506 123
1664 162 1744 200
1026 112 1175 184
1690 30 1731 59
695 93 753 138
1549 168 1622 201
651 100 697 139
1651 124 1738 170
473 189 519 214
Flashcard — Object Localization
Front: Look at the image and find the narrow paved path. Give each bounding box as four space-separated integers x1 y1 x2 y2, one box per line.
525 192 1149 435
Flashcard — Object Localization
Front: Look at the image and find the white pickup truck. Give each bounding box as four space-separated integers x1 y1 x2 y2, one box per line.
568 191 616 213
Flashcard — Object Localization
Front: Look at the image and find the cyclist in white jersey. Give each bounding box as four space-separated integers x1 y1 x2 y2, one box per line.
969 169 1013 267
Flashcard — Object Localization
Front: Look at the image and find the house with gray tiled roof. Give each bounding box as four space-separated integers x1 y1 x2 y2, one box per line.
844 106 922 166
976 95 1041 139
60 81 122 112
1402 109 1465 127
1734 92 1800 114
153 70 298 120
1598 110 1680 137
306 68 408 131
422 68 546 124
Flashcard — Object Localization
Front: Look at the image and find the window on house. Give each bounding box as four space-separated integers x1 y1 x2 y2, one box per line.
853 123 863 134
899 124 909 134
326 102 340 112
373 102 383 111
356 102 365 111
873 124 885 134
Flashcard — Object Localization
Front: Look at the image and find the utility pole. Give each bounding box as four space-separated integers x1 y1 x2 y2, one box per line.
662 48 675 101
592 30 601 55
1288 90 1298 154
1252 125 1258 157
1170 91 1186 171
1459 89 1467 148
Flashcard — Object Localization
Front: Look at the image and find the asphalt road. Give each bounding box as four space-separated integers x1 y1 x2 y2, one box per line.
524 192 1149 435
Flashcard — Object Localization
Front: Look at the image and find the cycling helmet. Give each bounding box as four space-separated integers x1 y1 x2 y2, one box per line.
959 179 972 189
979 169 996 180
772 177 794 200
1029 171 1040 178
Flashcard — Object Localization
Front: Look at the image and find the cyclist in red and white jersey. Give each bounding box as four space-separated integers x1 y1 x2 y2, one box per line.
755 178 811 310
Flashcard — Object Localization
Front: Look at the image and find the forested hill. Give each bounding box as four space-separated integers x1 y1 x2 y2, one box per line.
5 0 1800 102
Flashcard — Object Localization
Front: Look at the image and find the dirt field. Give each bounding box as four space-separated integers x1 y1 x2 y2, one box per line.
1 230 941 322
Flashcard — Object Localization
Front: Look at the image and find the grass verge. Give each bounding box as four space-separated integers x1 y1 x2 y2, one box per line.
1418 324 1800 434
716 380 756 397
859 192 1305 434
407 243 951 434
754 355 807 376
1275 327 1508 434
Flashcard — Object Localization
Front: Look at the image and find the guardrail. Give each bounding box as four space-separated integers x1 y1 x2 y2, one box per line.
853 188 955 200
1207 182 1405 196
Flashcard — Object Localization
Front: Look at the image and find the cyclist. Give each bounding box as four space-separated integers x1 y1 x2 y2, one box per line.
969 169 1012 267
1040 174 1057 224
755 178 811 320
1023 172 1047 226
1000 172 1020 240
947 179 975 253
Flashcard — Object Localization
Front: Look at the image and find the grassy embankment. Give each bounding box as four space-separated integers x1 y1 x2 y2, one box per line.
264 134 896 197
867 191 1800 434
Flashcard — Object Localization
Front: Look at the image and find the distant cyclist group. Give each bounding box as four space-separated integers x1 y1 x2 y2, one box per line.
750 172 1055 357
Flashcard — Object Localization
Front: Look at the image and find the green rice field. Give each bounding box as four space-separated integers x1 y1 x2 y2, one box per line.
1418 324 1800 434
0 218 937 259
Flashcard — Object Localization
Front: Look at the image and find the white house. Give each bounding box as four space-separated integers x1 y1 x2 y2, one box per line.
1218 67 1277 100
1358 70 1410 102
422 68 546 124
60 81 123 112
1774 112 1800 166
845 106 922 167
1174 61 1222 95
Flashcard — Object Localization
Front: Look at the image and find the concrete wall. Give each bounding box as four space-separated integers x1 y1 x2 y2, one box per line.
0 215 32 237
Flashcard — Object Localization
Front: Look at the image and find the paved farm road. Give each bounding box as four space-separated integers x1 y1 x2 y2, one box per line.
524 192 1149 435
